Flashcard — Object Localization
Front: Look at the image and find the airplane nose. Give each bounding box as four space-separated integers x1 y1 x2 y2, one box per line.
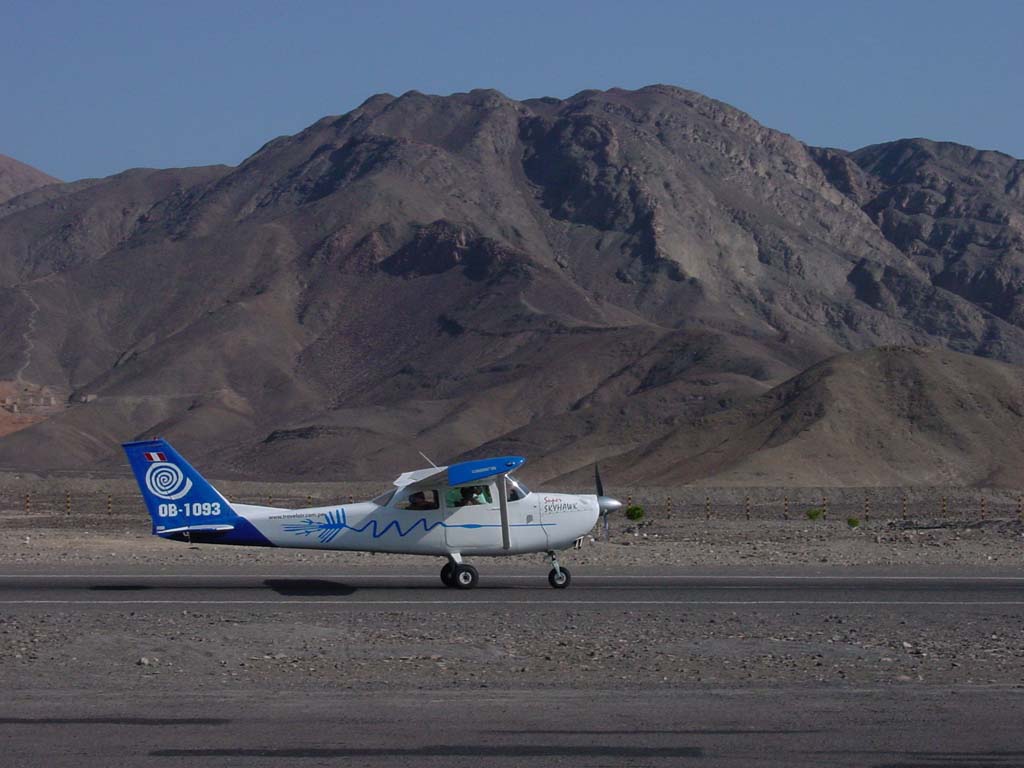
598 496 622 514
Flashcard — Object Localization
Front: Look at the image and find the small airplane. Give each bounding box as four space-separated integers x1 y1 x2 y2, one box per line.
123 438 622 589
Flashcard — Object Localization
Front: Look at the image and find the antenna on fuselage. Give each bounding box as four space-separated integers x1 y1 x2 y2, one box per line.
418 451 439 468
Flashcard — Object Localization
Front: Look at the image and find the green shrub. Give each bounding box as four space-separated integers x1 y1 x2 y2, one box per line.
846 517 861 528
625 504 645 522
805 507 825 521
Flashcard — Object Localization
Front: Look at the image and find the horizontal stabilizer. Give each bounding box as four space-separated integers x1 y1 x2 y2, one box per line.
155 524 235 535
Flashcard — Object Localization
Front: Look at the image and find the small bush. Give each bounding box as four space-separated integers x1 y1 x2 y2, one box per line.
625 504 645 522
805 507 825 521
846 517 861 528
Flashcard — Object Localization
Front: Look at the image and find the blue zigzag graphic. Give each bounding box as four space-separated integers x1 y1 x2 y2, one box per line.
282 508 548 545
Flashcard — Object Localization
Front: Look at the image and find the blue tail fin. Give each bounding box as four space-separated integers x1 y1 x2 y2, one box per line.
123 438 239 535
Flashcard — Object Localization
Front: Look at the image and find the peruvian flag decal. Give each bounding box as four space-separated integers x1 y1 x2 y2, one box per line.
144 452 167 462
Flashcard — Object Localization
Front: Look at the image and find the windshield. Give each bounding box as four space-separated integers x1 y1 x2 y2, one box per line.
371 489 396 506
506 476 530 501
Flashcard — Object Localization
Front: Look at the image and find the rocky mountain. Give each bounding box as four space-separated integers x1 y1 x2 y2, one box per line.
1 85 1022 485
0 154 60 206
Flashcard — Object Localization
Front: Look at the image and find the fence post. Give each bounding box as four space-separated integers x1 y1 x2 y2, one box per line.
902 495 908 520
107 494 112 515
1018 496 1023 519
783 496 789 520
822 496 829 519
65 490 71 515
25 493 30 515
863 494 870 523
666 495 672 518
705 495 710 521
941 496 947 516
745 496 751 521
980 496 986 519
307 494 313 507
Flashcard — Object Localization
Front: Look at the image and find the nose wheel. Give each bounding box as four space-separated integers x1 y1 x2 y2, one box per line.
546 550 571 589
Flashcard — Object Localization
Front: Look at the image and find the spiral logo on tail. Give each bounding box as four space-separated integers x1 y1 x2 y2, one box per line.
145 462 193 500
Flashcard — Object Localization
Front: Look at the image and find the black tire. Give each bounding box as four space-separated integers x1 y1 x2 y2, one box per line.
453 564 479 590
548 567 571 589
440 562 456 588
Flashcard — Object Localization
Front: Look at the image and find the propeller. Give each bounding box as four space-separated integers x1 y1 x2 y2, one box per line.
595 463 623 517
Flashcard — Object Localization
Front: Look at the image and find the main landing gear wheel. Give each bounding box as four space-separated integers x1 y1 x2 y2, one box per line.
453 564 479 590
440 562 456 588
548 567 571 589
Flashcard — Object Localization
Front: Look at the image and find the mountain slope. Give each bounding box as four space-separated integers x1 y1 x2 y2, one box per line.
561 346 1024 487
0 86 1022 484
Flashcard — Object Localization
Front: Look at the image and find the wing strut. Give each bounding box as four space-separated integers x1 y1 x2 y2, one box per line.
498 475 511 550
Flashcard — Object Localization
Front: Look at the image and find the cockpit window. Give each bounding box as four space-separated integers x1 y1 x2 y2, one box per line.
396 489 439 511
446 485 493 507
506 476 530 502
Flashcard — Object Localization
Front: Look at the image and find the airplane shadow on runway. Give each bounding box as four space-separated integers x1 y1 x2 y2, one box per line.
87 580 360 596
83 579 572 596
263 579 357 596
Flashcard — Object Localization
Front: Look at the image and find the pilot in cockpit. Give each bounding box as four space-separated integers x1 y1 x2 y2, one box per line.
406 490 438 510
456 487 481 506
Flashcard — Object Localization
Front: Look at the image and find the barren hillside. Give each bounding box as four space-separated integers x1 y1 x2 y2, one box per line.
1 86 1022 484
546 346 1024 487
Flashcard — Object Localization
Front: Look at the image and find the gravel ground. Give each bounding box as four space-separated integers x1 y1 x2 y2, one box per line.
2 595 1022 693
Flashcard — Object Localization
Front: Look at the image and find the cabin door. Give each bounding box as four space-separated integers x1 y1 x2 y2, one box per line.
443 483 503 551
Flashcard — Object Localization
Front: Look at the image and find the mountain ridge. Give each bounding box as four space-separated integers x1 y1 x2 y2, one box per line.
0 154 61 206
1 85 1022 485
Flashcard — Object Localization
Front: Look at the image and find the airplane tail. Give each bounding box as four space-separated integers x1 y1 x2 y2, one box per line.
122 438 242 538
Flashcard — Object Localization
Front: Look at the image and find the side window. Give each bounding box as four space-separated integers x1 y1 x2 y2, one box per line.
395 489 439 511
446 485 493 507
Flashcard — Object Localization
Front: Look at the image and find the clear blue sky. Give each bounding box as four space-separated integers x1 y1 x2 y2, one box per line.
2 0 1021 181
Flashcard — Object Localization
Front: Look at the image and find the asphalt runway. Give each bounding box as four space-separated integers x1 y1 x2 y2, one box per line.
3 687 1023 767
3 569 1024 766
1 570 1024 609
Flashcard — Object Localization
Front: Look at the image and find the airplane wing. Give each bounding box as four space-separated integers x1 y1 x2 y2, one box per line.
447 457 525 486
392 456 526 490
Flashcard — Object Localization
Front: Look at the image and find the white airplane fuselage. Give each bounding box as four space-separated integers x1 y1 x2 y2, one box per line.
231 490 600 556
